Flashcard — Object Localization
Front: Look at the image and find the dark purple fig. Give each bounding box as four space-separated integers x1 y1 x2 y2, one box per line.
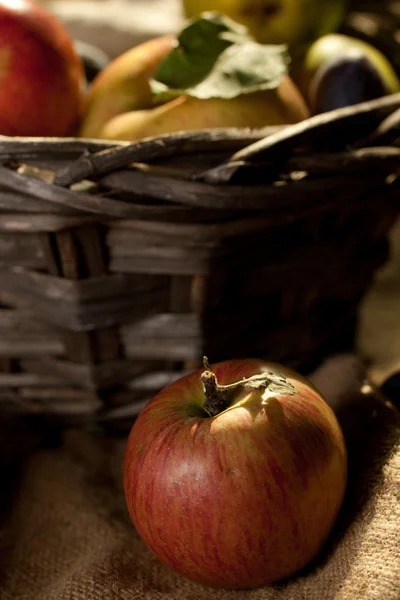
310 49 392 114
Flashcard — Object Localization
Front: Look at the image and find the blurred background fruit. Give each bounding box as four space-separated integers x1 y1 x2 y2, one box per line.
182 0 346 47
293 33 400 109
79 35 174 138
98 78 309 141
0 0 85 136
309 50 396 114
81 12 310 141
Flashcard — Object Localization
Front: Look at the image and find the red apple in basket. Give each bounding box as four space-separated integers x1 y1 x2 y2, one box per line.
124 358 347 589
0 0 85 136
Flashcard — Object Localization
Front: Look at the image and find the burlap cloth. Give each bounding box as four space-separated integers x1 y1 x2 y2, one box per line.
0 355 399 600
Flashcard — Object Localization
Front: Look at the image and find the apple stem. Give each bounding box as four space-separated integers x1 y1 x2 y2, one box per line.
201 368 231 417
201 357 296 417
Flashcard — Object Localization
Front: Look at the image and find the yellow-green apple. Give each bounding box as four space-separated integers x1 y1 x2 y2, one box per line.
0 0 85 136
124 358 347 589
293 33 400 106
98 76 309 141
79 35 175 139
181 0 345 47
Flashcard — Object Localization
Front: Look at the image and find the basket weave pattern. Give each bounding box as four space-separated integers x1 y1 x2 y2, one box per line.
0 93 399 427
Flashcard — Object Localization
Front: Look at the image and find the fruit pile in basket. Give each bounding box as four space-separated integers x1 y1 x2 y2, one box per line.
1 0 399 140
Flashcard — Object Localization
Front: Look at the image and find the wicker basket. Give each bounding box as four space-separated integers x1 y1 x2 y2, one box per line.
1 92 399 430
1 0 400 430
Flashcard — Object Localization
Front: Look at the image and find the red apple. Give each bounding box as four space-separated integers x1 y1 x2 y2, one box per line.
0 0 84 136
124 358 347 589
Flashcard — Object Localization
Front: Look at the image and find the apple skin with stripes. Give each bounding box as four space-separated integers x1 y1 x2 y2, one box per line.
124 358 347 589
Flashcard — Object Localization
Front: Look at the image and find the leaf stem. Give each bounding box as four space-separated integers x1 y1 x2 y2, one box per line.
200 357 296 417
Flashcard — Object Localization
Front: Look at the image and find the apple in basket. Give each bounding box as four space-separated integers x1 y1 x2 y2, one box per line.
124 358 347 589
0 0 85 136
79 13 309 141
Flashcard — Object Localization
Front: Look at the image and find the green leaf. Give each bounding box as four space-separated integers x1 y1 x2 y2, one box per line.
151 12 290 102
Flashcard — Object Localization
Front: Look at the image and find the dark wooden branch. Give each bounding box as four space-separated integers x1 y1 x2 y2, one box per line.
54 127 280 187
101 169 390 211
285 147 400 174
201 93 400 183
